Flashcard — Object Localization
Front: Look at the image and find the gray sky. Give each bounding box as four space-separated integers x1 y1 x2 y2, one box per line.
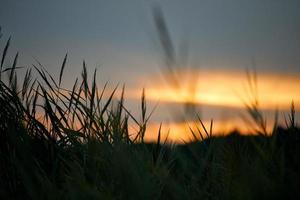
1 0 299 81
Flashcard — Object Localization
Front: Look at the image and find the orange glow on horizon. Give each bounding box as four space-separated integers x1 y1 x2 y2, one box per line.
122 69 300 143
129 69 300 110
139 118 276 144
38 69 300 144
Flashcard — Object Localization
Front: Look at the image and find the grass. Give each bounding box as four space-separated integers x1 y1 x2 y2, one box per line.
0 30 300 200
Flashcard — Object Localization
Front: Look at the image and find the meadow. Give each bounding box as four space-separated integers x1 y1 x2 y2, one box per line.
0 30 300 200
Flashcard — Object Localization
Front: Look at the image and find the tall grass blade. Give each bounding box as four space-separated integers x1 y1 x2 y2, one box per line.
90 68 97 114
209 119 213 138
9 52 18 86
1 36 11 77
152 5 175 70
197 115 210 138
22 68 32 99
59 53 68 87
289 101 296 128
153 123 162 164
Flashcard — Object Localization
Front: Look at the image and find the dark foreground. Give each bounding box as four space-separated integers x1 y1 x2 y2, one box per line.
1 108 299 200
0 35 299 199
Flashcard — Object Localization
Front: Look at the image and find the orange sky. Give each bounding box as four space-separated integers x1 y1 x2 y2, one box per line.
136 69 300 109
45 69 300 143
120 69 300 143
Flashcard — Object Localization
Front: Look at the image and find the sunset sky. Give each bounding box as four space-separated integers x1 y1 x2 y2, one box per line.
1 0 300 142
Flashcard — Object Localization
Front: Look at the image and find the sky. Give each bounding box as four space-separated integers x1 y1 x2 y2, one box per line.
1 0 300 142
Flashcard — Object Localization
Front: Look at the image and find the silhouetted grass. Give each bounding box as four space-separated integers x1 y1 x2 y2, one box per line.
0 32 300 200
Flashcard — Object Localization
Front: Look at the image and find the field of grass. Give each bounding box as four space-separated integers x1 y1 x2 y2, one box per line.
1 32 300 200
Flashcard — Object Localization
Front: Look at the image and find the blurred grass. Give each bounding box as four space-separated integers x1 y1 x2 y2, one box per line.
0 30 300 200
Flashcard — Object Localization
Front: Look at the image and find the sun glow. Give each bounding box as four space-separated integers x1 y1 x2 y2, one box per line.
99 69 300 143
138 117 277 144
140 69 300 110
120 69 300 143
